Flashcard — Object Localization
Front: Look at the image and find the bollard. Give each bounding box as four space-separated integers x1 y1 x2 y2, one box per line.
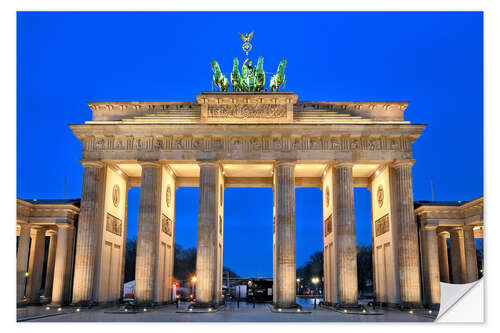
253 297 255 308
176 299 179 309
314 296 317 309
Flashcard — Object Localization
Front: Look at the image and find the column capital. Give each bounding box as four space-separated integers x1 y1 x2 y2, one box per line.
138 160 161 168
392 159 416 169
197 160 218 168
79 159 104 168
30 225 45 234
424 225 438 231
46 229 57 236
438 231 450 237
334 161 354 169
274 160 296 168
449 226 464 234
462 225 475 231
56 223 73 230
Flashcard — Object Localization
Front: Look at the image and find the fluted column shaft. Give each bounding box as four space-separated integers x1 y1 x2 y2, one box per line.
135 162 161 305
421 227 440 307
275 161 297 308
449 227 466 283
195 162 218 305
463 226 478 283
16 224 31 303
51 225 70 305
437 233 450 283
334 163 358 306
44 232 57 301
392 161 421 306
27 227 46 304
72 162 103 304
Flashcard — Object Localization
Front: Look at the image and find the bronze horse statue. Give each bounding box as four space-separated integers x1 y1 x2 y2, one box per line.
211 60 229 92
270 58 286 92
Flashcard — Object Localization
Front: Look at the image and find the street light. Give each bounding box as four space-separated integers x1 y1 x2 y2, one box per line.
311 277 320 309
191 276 197 300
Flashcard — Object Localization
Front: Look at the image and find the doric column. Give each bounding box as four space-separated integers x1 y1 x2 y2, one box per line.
391 160 422 306
463 226 478 283
274 161 297 308
135 162 161 305
44 230 57 301
26 227 46 304
72 161 103 304
421 226 440 307
63 226 75 304
437 232 450 283
449 227 466 283
333 162 358 306
194 161 219 306
16 224 31 304
51 225 71 305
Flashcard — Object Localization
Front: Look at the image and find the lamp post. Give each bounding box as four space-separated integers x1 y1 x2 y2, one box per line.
296 278 301 295
312 277 319 309
191 276 197 301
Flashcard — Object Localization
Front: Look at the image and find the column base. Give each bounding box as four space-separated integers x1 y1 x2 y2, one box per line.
270 303 303 313
70 300 99 308
398 302 425 311
188 301 219 310
333 302 363 310
272 303 303 311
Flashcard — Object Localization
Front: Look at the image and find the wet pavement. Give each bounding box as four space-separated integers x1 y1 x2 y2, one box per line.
18 298 436 322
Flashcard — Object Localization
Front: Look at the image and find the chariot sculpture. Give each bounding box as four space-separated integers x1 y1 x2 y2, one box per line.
211 32 287 92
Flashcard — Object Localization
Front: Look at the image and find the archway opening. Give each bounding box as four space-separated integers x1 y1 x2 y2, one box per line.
295 187 323 308
123 186 140 300
223 187 273 304
354 187 374 302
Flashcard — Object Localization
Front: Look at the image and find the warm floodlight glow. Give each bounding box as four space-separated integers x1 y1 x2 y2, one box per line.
169 169 173 175
323 170 327 176
375 170 380 176
58 307 62 312
296 278 300 282
144 308 147 312
76 308 81 312
189 308 193 312
191 276 197 283
362 309 367 313
25 272 29 277
409 310 414 314
297 308 301 312
117 169 122 175
278 308 282 312
208 308 212 312
124 309 128 312
428 310 432 314
312 277 320 284
45 306 50 310
343 309 347 313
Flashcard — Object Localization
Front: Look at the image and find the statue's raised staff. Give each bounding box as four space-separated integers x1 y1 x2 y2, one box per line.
211 60 229 92
270 58 287 92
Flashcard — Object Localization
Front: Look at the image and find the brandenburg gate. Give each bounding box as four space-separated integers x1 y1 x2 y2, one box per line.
68 90 425 310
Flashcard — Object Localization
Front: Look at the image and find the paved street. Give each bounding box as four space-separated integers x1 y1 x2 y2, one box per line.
18 298 436 322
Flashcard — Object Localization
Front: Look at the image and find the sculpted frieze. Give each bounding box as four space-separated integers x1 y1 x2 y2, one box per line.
83 134 412 153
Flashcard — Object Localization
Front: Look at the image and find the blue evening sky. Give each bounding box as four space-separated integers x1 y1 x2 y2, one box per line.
17 12 483 277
